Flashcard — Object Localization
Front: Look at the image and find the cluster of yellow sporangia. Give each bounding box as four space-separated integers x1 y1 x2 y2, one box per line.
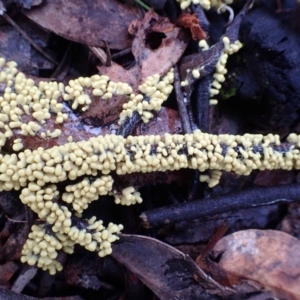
63 75 133 111
19 179 125 274
21 224 74 275
0 41 295 274
63 69 174 123
176 0 234 10
118 69 174 124
181 36 243 105
0 57 172 150
1 129 300 272
8 131 297 190
0 57 66 149
208 36 243 105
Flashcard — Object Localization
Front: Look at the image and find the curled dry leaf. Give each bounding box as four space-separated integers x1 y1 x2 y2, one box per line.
0 225 28 262
112 234 233 300
177 13 207 40
99 9 188 89
90 10 188 123
24 0 139 49
130 9 189 82
212 229 300 300
0 262 19 289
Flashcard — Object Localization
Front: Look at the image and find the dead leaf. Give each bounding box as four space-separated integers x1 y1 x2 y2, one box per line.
254 170 295 186
134 107 182 136
0 20 54 75
112 234 233 300
0 288 34 299
0 287 84 299
3 103 102 152
89 10 188 124
131 9 188 82
79 94 130 127
0 225 27 262
14 0 43 9
279 203 300 240
93 10 187 126
0 262 19 288
24 0 139 49
212 229 300 300
64 252 105 290
151 17 175 34
177 13 207 40
99 9 188 89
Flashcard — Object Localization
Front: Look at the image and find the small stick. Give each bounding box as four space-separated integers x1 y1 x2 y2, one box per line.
2 13 58 65
197 220 230 261
90 45 111 66
174 65 192 133
5 215 25 223
194 76 210 132
102 40 112 67
111 47 131 60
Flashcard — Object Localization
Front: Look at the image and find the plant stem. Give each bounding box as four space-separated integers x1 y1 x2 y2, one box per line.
135 0 150 10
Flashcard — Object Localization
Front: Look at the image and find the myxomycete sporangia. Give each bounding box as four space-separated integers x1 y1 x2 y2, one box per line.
0 0 295 275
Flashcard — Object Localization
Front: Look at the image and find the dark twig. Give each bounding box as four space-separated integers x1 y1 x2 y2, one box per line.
102 40 112 66
111 47 131 60
194 76 210 132
3 13 58 65
90 44 111 66
174 65 192 134
176 63 201 198
190 4 210 133
5 215 25 223
140 183 300 228
188 5 211 198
